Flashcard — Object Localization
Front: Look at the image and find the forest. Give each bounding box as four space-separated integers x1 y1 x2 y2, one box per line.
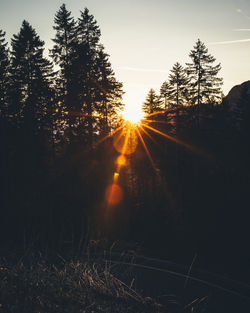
1 4 250 309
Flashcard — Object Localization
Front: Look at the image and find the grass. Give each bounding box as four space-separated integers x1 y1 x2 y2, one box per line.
0 253 208 313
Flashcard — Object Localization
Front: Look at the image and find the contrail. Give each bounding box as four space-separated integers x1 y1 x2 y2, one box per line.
209 38 250 45
234 29 250 31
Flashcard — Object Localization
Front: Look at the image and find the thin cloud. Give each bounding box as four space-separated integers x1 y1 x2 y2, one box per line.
234 29 250 31
119 66 169 73
209 38 250 45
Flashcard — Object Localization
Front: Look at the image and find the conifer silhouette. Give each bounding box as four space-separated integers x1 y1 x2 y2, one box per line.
142 88 162 114
186 39 223 107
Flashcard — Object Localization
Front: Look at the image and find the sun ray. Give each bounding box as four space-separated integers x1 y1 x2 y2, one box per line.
145 107 177 118
137 125 175 206
121 128 131 155
136 127 156 170
116 126 127 143
94 125 124 147
145 110 165 118
145 119 174 125
113 121 139 155
141 123 203 155
138 125 157 144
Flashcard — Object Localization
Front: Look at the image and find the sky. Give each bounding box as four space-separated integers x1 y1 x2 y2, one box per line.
0 0 250 114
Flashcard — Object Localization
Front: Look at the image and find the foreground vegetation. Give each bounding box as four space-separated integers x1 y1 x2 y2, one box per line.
0 253 209 313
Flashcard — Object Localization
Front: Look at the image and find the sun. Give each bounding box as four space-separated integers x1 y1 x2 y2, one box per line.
122 104 144 124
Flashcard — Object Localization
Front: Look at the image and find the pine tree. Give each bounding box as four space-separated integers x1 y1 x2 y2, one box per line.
77 8 101 49
75 8 102 144
0 30 9 118
95 45 124 135
142 89 162 115
51 5 123 145
9 20 54 131
160 81 173 110
168 62 189 107
50 4 76 110
186 39 222 107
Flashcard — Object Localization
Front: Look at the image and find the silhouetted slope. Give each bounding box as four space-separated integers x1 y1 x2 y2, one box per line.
224 80 250 109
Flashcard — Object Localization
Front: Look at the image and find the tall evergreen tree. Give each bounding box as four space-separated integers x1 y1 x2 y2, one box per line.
186 39 223 107
75 8 102 144
77 8 101 49
142 88 162 115
95 45 124 135
50 4 76 111
0 30 9 118
0 30 10 201
168 62 189 107
160 81 173 110
51 5 123 145
9 20 54 131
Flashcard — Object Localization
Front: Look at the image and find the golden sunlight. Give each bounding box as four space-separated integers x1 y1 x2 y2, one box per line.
116 154 127 166
113 126 138 155
122 104 144 124
105 183 123 205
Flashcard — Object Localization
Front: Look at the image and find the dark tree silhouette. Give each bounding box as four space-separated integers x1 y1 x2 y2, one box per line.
0 29 9 118
168 62 189 107
74 7 102 145
95 45 124 135
0 30 10 227
186 39 223 108
9 20 54 131
142 88 162 114
50 3 77 141
50 5 124 146
160 81 173 109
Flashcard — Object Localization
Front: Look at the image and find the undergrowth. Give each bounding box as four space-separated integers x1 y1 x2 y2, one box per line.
0 254 207 313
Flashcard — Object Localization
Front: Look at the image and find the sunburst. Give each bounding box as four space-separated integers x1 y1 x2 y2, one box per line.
68 105 203 206
122 105 144 124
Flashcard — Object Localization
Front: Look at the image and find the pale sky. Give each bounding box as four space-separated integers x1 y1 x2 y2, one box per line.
0 0 250 114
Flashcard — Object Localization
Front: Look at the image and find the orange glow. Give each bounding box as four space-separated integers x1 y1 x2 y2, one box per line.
105 183 123 205
142 122 202 155
113 172 119 183
139 125 156 143
94 125 124 147
113 125 138 155
136 128 156 169
116 154 127 166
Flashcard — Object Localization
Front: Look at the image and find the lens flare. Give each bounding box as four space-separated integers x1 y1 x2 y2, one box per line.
113 125 138 155
116 154 127 166
113 172 119 183
105 183 123 205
